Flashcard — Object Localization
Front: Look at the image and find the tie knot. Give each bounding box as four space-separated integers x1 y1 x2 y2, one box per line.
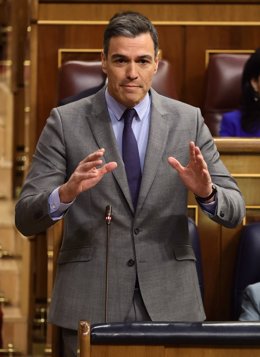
121 108 136 125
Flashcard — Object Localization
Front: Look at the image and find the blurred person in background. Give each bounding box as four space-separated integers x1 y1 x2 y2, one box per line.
220 48 260 137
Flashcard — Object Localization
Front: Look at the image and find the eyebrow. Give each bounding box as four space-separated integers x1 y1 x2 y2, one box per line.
111 54 154 61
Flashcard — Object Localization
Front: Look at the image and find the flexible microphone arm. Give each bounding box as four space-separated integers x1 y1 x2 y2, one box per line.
104 205 112 322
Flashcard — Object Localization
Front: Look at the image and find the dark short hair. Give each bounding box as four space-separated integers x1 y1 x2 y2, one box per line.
241 48 260 133
242 48 260 102
103 11 159 57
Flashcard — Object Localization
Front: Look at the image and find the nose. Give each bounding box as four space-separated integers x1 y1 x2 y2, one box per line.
126 62 138 80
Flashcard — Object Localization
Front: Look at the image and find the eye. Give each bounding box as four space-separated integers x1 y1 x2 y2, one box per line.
117 58 127 63
112 56 128 64
138 58 152 65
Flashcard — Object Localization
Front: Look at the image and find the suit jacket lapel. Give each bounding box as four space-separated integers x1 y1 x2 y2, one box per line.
136 90 169 212
87 90 134 210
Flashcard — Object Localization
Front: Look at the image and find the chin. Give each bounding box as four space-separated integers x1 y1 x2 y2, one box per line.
122 95 143 107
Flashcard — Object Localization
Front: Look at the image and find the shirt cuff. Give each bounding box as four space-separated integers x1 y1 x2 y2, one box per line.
48 186 74 220
198 199 217 215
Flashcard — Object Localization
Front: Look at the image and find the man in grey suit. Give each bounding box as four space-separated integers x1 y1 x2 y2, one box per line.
15 11 245 357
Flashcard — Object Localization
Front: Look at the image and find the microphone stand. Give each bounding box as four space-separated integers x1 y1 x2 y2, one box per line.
104 205 112 323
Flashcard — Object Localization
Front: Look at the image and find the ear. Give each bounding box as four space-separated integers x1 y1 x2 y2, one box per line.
101 51 107 74
154 56 159 74
250 78 259 92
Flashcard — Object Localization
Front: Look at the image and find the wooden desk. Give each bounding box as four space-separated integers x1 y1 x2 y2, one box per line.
78 321 260 357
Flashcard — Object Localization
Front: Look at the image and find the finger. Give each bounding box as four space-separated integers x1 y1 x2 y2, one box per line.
74 162 117 187
98 162 117 175
189 141 197 162
77 163 117 187
168 157 184 173
78 159 103 172
80 148 105 164
194 146 208 170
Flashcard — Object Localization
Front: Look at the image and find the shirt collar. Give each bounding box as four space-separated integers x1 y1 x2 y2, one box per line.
105 89 151 121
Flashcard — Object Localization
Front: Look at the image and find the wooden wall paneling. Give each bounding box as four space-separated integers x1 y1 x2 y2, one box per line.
27 1 39 161
37 3 260 22
219 225 241 320
185 25 260 110
237 177 260 206
245 206 260 224
37 24 105 137
89 344 260 357
38 25 61 133
185 25 236 108
197 210 222 320
46 220 63 355
155 25 185 99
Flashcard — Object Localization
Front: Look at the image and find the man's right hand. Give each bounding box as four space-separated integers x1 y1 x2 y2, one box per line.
59 148 117 203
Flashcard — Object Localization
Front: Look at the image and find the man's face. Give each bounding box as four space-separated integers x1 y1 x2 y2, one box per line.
101 33 159 107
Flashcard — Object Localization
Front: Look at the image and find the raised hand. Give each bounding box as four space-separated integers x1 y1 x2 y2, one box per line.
59 148 117 203
168 141 213 199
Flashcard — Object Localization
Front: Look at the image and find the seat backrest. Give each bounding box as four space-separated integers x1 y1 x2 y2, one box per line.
202 53 250 136
232 222 260 320
188 217 204 299
58 59 178 104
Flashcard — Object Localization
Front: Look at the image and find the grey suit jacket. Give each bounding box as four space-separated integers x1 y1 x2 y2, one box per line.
15 88 245 330
239 283 260 321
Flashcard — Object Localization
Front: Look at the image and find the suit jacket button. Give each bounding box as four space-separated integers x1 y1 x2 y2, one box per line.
134 228 140 235
127 259 135 267
220 211 225 217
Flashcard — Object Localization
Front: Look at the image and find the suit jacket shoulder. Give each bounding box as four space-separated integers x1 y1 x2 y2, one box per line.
59 84 105 106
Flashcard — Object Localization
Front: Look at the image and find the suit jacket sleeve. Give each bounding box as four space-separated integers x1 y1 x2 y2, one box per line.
192 106 245 228
15 107 67 235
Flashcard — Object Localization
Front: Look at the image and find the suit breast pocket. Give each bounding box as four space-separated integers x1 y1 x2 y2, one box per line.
57 246 93 264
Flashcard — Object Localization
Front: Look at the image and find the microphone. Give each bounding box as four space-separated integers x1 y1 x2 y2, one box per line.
104 205 112 322
105 205 112 225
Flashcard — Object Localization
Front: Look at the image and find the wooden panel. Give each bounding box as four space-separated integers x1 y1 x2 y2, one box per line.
89 344 260 357
92 345 165 357
185 25 260 108
37 23 105 135
38 3 260 22
195 209 223 320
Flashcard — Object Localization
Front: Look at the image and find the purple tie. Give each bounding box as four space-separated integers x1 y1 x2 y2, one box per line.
122 108 142 209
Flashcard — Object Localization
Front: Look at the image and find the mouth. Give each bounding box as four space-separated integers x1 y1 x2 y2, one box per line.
121 84 142 89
